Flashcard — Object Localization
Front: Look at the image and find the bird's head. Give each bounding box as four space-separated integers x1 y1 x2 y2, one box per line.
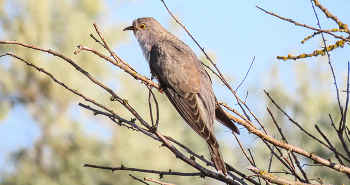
124 17 167 46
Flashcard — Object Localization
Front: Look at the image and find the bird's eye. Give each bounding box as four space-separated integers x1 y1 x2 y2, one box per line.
139 24 145 29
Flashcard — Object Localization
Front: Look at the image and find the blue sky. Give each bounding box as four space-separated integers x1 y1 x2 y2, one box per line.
1 0 350 176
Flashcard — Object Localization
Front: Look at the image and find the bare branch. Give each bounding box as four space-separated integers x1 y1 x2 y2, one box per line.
92 22 137 73
75 44 159 90
147 85 160 128
342 62 350 132
84 164 201 177
264 90 350 163
247 166 328 185
222 105 350 174
256 6 350 42
312 0 350 32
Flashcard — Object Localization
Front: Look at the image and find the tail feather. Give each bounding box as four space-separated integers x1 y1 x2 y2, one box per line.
215 102 240 134
208 144 227 176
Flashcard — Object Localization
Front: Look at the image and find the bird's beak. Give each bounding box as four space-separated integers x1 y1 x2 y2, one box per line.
123 25 136 31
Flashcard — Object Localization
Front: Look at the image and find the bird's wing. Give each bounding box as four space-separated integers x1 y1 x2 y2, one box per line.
149 40 218 147
165 88 218 146
149 40 201 96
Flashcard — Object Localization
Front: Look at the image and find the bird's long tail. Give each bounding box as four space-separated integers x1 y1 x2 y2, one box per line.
215 102 240 134
208 144 228 176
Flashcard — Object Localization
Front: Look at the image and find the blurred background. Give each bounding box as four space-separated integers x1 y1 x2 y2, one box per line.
0 0 349 184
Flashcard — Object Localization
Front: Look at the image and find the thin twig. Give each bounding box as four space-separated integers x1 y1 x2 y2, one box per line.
224 107 350 174
333 62 350 160
247 149 256 167
0 42 145 128
84 164 202 176
90 34 107 49
267 108 286 142
75 44 159 89
236 56 255 92
233 132 255 166
148 88 155 126
336 128 350 160
164 136 253 185
264 90 350 163
151 132 240 184
200 61 226 83
330 114 350 162
342 62 350 131
256 6 350 43
315 124 350 182
147 85 160 128
346 126 350 143
244 91 249 104
309 0 344 132
218 102 257 129
0 52 118 116
144 178 175 185
92 23 137 72
246 149 262 185
261 140 303 181
129 174 150 185
267 107 309 182
268 140 275 173
78 103 156 139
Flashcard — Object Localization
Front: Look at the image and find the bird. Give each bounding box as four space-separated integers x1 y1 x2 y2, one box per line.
123 17 239 176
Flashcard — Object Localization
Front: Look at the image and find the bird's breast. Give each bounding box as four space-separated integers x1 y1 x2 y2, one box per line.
138 41 152 62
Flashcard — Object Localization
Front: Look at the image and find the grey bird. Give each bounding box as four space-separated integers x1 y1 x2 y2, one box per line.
124 17 239 176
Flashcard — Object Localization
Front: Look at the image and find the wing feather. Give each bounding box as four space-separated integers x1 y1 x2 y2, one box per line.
149 41 218 146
